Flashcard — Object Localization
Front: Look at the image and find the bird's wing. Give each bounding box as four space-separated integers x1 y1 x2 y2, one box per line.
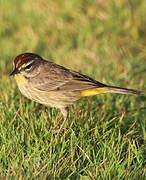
29 62 106 92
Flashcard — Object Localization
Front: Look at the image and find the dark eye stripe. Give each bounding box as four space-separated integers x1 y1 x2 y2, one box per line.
24 63 33 70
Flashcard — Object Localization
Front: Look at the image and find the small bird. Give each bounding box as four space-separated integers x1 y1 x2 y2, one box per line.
10 53 142 130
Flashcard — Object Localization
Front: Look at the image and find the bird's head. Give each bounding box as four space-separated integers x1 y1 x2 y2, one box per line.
10 53 43 82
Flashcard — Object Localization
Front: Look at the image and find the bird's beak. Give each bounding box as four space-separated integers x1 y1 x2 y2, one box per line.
10 69 18 76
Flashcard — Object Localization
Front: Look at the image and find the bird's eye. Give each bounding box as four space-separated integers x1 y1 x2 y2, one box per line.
24 64 33 71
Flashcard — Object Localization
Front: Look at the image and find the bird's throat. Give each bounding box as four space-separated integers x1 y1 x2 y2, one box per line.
14 74 27 83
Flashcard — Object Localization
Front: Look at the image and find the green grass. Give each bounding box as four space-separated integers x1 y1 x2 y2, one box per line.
0 0 146 179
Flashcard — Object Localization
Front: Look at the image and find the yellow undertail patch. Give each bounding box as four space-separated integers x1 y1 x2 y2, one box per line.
80 87 110 97
15 75 27 83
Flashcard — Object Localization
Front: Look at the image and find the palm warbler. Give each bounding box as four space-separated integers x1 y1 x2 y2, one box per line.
10 53 142 130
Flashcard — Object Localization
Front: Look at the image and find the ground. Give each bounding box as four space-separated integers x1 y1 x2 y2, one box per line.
0 0 145 179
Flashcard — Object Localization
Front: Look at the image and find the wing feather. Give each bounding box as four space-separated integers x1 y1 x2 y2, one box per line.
29 61 106 92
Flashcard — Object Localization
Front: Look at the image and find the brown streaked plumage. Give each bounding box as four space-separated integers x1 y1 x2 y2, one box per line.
10 53 142 131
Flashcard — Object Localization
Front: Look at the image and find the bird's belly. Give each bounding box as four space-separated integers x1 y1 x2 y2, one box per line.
18 83 80 108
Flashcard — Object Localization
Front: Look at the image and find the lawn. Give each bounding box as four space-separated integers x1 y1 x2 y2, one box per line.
0 0 146 179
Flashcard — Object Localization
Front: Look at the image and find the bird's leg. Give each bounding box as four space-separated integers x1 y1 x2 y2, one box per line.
57 107 69 133
60 107 69 129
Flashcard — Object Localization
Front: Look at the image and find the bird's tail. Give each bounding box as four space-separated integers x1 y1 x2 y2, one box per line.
80 86 142 97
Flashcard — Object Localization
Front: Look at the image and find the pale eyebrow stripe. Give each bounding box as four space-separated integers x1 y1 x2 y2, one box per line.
27 60 36 68
24 60 35 67
15 59 21 68
17 59 35 69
